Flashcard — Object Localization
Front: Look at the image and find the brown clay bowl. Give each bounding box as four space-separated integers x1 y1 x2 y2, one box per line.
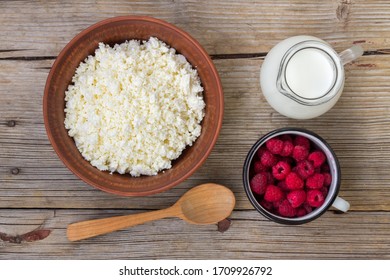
43 16 224 196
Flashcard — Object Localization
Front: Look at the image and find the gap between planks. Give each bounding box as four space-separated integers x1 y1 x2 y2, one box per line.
0 50 389 61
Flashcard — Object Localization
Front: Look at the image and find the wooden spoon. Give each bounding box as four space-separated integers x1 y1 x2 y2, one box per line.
67 183 235 241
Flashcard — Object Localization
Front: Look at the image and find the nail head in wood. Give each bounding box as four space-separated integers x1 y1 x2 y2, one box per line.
11 167 20 175
6 120 16 127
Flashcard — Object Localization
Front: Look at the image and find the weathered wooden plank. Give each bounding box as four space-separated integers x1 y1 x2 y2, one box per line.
0 209 389 259
1 0 390 58
1 54 390 210
0 0 390 261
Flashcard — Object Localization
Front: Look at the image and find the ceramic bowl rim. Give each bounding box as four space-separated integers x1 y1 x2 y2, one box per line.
43 16 224 196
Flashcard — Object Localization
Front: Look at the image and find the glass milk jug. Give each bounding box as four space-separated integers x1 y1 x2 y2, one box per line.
260 36 363 119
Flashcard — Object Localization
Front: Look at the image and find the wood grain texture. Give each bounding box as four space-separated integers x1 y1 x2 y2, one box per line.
0 0 390 259
1 0 390 57
1 56 390 210
0 209 389 259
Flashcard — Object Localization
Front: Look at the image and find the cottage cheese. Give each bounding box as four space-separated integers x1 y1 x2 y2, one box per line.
64 37 205 176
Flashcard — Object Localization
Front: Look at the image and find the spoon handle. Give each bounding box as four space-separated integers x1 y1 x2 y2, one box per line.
67 207 178 241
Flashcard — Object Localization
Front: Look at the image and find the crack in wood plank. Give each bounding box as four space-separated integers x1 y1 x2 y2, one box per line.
210 52 268 60
0 49 33 53
0 56 57 61
0 50 389 61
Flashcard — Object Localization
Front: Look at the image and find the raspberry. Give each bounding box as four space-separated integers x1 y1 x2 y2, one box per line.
306 190 325 208
272 161 291 180
294 135 310 150
265 172 274 185
287 190 306 208
253 160 267 173
308 151 326 168
292 145 309 161
266 137 284 155
256 146 267 158
260 150 278 167
323 172 332 186
250 172 268 195
303 202 313 214
273 199 283 209
264 185 284 202
277 180 289 191
280 140 294 157
320 186 328 198
296 160 315 179
278 199 297 217
306 173 325 189
260 200 273 211
296 207 307 217
285 172 304 190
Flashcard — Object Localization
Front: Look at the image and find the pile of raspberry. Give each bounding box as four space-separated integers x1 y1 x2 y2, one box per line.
249 134 331 218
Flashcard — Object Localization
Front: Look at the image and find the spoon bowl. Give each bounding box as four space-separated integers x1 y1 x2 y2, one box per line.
178 184 235 224
67 183 235 241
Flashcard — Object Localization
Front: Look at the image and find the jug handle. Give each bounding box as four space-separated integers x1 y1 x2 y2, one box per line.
339 45 364 65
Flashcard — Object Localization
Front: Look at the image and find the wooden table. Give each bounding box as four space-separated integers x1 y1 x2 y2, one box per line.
1 0 389 259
